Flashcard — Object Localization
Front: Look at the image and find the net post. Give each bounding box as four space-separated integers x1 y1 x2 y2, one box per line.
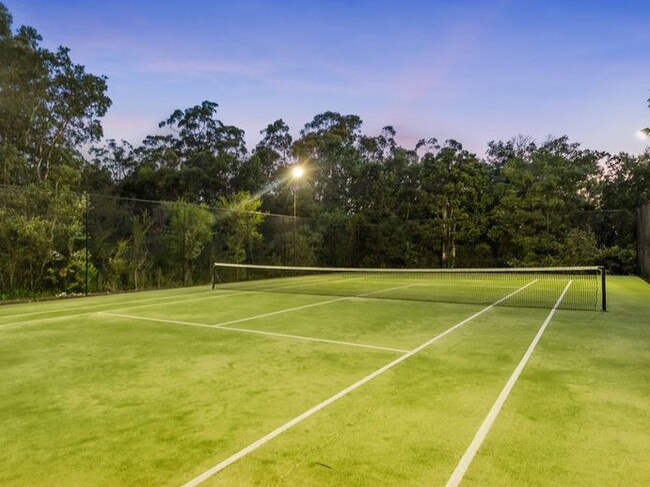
600 266 607 312
211 263 216 290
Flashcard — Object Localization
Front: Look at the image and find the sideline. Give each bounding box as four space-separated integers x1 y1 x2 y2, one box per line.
444 281 572 487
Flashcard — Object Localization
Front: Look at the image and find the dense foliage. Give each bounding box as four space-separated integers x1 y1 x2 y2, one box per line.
0 3 648 298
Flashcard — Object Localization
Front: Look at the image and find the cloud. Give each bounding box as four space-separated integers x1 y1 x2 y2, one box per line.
141 59 266 77
138 55 375 96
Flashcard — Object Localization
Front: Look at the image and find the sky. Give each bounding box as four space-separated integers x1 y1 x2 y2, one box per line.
6 0 650 156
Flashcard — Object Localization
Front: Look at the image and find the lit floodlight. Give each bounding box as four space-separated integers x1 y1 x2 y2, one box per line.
292 166 305 179
637 128 650 139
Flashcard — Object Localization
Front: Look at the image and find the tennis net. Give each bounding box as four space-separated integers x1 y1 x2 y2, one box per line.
212 263 606 311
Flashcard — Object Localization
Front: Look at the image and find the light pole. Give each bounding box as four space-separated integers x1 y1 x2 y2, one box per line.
291 165 304 265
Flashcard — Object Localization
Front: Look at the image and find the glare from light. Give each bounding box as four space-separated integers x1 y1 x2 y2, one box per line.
292 166 305 179
637 128 650 139
636 127 650 139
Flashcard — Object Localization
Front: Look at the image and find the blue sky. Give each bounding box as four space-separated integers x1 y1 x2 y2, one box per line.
7 0 650 155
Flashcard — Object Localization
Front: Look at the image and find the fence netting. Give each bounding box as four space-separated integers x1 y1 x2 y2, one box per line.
0 184 640 300
0 185 368 299
639 200 650 281
85 194 362 295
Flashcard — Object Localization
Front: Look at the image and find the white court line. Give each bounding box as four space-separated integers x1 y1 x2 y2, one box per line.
0 313 94 330
444 280 572 487
228 274 340 291
99 284 417 351
0 290 242 330
99 312 408 353
218 326 408 353
220 275 364 295
1 283 412 332
412 282 524 288
178 279 539 487
268 275 363 291
214 297 349 326
209 283 417 329
107 291 252 311
99 313 216 329
0 287 219 321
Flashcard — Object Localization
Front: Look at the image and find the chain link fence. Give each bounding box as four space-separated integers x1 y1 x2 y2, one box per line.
0 183 643 300
0 184 86 299
85 193 360 295
0 184 366 299
638 200 650 281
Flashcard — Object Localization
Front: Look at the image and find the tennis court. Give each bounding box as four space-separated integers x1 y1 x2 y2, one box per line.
1 268 648 486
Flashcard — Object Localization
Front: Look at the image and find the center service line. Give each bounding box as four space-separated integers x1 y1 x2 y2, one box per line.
208 283 418 329
445 280 572 487
178 279 538 487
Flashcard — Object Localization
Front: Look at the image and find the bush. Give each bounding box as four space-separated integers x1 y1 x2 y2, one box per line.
597 246 637 275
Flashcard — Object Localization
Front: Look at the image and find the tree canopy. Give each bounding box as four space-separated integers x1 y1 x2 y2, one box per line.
0 2 648 297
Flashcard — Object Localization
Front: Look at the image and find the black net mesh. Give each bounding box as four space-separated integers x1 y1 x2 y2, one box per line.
212 263 604 311
639 201 650 282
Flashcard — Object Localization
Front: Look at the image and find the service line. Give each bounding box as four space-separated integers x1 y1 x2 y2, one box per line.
99 312 407 354
99 283 421 353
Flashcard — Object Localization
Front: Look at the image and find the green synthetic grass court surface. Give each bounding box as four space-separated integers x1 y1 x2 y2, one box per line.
0 277 648 486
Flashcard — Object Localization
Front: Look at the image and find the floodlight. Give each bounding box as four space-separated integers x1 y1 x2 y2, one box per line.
637 128 650 139
292 166 304 179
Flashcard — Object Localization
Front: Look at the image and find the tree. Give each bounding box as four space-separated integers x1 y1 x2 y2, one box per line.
487 136 602 265
234 119 292 192
350 128 422 267
89 139 135 182
0 184 87 296
599 151 650 249
118 101 247 203
164 200 215 285
0 2 111 186
216 192 265 263
292 112 363 210
418 140 489 268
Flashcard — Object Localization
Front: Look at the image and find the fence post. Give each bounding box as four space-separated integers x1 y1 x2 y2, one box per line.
600 266 607 312
639 202 650 282
85 192 89 297
182 203 187 287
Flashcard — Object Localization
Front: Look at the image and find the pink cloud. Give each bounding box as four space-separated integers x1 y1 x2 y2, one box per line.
141 59 267 77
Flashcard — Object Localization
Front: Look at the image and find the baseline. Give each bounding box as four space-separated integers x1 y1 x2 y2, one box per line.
98 312 407 353
178 279 538 487
444 280 572 487
0 290 243 330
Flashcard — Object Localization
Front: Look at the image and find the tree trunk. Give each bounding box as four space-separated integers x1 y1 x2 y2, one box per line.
441 204 456 268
